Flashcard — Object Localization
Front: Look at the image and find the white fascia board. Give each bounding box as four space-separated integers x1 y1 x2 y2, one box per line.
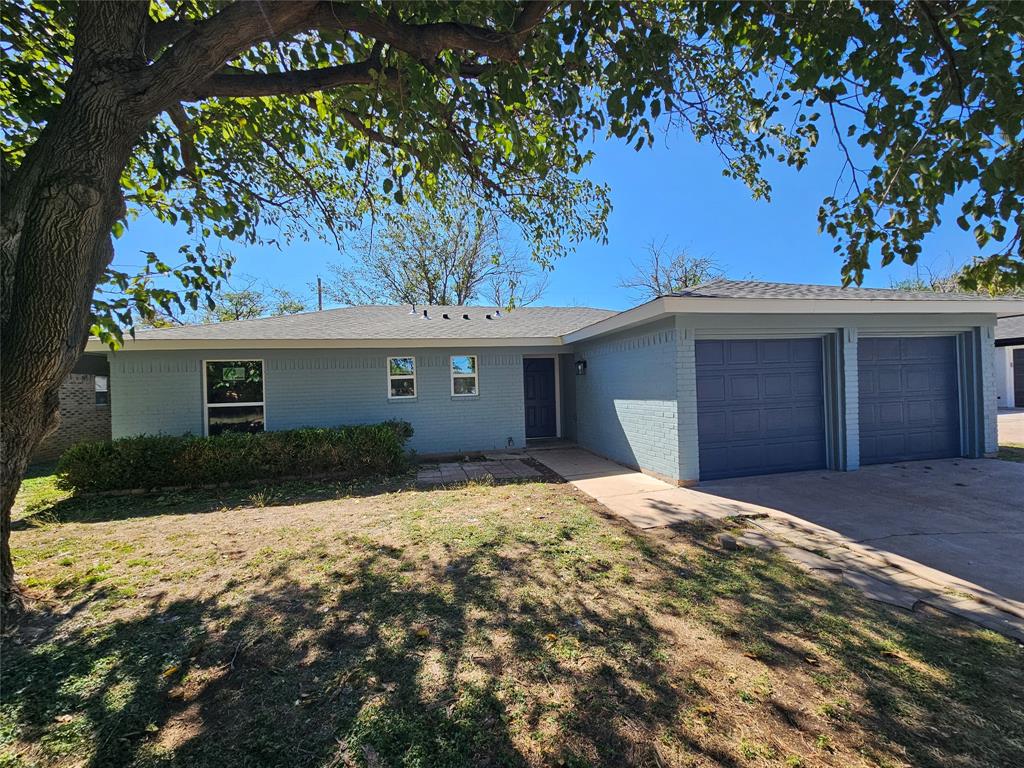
84 336 565 353
563 296 1024 343
562 298 668 343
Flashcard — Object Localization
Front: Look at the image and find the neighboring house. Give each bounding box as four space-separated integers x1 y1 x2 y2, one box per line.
85 279 1024 485
33 352 112 462
995 315 1024 408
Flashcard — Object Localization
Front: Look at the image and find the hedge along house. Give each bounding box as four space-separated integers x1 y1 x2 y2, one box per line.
86 280 1024 485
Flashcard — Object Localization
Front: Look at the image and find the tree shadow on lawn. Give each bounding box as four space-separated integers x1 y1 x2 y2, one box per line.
12 475 416 529
6 497 1023 767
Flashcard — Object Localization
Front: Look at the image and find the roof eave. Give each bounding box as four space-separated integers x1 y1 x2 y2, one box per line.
564 296 1024 343
85 335 567 353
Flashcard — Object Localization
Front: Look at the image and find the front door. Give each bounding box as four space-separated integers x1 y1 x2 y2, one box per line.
523 358 556 438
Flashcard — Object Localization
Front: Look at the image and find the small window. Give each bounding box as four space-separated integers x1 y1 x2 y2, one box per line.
388 357 416 399
451 355 478 396
94 375 109 406
205 360 264 435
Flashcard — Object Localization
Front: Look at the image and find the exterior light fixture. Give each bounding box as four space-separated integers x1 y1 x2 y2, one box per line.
575 360 587 375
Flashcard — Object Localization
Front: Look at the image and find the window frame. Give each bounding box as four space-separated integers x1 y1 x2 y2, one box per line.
202 358 266 436
94 374 109 407
387 356 417 400
450 355 479 397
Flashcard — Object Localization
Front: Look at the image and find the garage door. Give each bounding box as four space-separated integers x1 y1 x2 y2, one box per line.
696 339 826 480
858 337 960 465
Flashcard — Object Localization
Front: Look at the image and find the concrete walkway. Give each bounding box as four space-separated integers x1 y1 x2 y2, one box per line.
529 447 1024 642
416 458 542 487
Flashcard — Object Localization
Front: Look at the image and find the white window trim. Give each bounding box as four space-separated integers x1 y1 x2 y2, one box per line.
450 355 479 397
202 358 267 436
387 356 417 399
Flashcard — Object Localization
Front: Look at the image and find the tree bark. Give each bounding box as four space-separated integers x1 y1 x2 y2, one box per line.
0 1 155 623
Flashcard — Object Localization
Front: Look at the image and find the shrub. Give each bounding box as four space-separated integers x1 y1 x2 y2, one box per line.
56 421 413 493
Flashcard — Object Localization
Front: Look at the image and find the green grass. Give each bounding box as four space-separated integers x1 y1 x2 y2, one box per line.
4 470 1023 768
997 443 1024 462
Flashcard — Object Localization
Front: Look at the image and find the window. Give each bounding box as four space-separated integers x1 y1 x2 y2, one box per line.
451 355 478 396
388 357 416 399
204 360 265 435
94 375 109 406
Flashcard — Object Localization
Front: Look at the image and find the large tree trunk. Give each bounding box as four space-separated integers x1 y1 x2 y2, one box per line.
0 2 156 624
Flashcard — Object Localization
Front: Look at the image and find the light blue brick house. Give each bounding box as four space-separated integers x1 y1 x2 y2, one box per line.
89 280 1023 484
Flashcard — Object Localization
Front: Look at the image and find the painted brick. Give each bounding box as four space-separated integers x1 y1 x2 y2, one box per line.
34 373 111 461
110 347 558 454
842 327 860 470
573 319 680 480
980 324 998 452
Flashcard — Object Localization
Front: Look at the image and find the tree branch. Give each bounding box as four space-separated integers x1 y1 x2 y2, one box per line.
190 60 383 99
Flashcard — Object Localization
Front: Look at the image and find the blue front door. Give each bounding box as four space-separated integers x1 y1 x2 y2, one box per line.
524 358 557 438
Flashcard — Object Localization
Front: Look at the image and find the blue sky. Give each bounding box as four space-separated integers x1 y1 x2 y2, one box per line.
114 128 985 313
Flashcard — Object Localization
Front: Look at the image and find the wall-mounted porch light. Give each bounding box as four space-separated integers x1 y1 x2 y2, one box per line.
575 360 587 376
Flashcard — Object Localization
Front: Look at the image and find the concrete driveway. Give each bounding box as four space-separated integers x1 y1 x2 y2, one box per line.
703 459 1024 603
999 408 1024 444
531 447 1024 638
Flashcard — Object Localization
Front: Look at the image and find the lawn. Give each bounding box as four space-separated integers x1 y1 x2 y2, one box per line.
998 443 1024 462
4 468 1023 768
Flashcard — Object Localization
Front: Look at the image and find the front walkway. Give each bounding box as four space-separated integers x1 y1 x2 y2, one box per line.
528 447 1024 642
415 457 542 486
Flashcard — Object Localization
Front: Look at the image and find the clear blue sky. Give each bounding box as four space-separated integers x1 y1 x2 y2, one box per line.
114 129 986 313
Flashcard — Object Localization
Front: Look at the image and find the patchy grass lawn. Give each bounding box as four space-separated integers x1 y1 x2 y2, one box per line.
997 443 1024 462
4 468 1023 768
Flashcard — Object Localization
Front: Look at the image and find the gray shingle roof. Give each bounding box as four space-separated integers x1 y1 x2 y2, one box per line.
997 315 1024 342
131 305 616 342
669 278 1019 302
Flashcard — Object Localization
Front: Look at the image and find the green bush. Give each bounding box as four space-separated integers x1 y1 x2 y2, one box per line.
56 421 413 493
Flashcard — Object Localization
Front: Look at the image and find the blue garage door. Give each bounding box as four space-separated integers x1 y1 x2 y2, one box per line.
858 336 960 465
696 339 826 480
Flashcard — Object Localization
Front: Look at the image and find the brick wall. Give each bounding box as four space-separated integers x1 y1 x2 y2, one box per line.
33 373 112 462
574 319 681 481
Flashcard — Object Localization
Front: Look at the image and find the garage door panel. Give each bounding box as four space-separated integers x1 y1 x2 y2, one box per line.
763 373 793 397
732 409 761 435
696 341 725 366
697 338 826 480
858 336 960 465
697 410 727 440
696 374 727 402
728 340 758 364
729 374 760 399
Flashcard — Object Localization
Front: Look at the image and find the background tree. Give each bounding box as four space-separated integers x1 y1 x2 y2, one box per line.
618 239 723 301
3 2 1023 613
323 199 546 307
200 279 308 323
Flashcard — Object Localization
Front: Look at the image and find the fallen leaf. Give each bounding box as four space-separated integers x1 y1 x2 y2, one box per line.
162 665 179 678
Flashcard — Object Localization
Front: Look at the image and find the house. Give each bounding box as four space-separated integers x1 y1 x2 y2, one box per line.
85 279 1024 484
995 315 1024 409
33 352 112 462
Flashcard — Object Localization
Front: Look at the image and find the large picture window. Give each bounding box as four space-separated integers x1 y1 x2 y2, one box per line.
450 355 478 396
204 360 265 435
388 357 416 399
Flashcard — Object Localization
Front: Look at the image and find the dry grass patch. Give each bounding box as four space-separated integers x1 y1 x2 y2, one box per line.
4 470 1023 768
